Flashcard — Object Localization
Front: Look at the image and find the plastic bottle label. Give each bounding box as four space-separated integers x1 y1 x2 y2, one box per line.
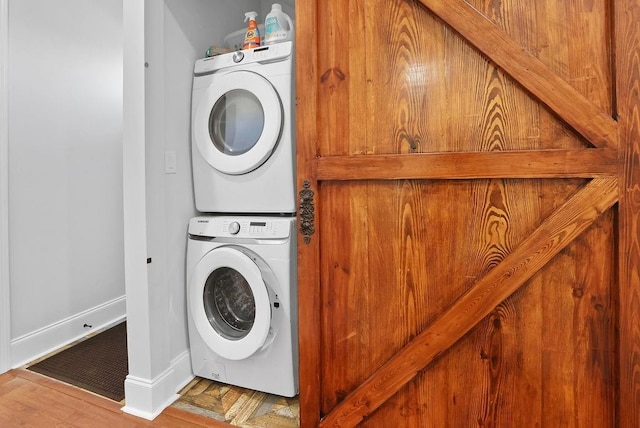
242 21 261 50
266 16 280 35
265 16 288 43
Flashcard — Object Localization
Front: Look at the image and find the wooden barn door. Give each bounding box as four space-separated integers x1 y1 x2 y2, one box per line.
295 0 640 426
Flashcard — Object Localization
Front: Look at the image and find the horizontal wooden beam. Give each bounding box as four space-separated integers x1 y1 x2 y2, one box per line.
319 177 619 428
417 0 618 150
315 149 618 181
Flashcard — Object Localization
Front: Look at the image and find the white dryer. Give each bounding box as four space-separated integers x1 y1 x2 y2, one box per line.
191 42 295 214
186 215 298 397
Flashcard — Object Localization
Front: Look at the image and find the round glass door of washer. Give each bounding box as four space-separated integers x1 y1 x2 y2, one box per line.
189 247 273 360
203 266 256 340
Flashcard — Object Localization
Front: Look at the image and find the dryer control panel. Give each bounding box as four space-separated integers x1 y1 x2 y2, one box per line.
189 216 293 240
194 41 293 75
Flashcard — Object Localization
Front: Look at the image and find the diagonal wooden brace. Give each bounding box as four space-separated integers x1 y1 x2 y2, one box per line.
319 177 619 428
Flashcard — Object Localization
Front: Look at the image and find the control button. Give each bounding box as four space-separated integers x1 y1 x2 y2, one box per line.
232 51 244 63
228 222 241 235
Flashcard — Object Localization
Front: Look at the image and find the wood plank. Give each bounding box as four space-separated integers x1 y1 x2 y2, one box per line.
465 177 545 426
316 149 617 180
363 179 487 426
355 0 582 156
416 0 618 150
160 407 230 427
466 0 613 114
0 396 76 427
318 177 619 427
294 0 321 427
319 182 372 415
537 211 617 426
6 380 85 425
316 0 368 156
16 369 125 414
1 373 138 428
615 0 640 426
0 372 27 397
0 370 230 427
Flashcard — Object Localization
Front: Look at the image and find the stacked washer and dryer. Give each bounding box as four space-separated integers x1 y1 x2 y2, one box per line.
186 41 298 397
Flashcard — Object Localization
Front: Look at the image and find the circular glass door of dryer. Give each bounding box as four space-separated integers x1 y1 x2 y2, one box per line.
189 247 273 360
193 70 283 175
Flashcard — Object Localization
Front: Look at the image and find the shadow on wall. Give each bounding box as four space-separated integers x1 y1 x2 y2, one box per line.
164 0 262 52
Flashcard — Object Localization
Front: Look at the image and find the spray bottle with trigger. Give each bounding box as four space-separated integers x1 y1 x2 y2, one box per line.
242 11 261 50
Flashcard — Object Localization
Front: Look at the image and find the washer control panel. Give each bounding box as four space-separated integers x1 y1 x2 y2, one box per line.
228 221 241 235
189 216 293 239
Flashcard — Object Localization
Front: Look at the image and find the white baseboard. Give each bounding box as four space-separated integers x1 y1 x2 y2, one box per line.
121 349 193 420
10 295 127 368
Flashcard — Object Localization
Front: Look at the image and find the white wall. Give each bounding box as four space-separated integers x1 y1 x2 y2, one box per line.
0 0 10 373
155 0 262 366
121 0 261 418
122 0 161 418
7 0 125 366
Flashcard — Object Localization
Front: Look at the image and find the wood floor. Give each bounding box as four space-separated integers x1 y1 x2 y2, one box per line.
172 377 299 427
0 369 228 427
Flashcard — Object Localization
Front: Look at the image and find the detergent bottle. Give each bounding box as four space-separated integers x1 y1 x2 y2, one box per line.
242 11 261 50
263 4 294 45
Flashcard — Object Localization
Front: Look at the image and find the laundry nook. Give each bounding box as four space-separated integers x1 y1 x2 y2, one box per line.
2 0 640 427
125 0 299 423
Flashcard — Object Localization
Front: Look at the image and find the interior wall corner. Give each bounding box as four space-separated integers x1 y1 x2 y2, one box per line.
0 0 12 375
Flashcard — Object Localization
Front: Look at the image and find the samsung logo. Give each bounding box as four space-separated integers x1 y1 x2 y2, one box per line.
196 220 209 224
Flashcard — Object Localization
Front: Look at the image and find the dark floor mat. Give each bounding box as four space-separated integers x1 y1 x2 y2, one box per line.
28 322 128 402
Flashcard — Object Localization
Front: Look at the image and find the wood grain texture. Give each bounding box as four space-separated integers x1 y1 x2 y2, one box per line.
299 0 626 426
294 0 321 427
417 0 617 149
461 177 540 426
0 370 226 427
319 179 491 425
319 182 371 415
615 0 640 426
467 0 614 113
539 211 618 426
319 177 618 427
363 0 582 156
317 0 369 156
171 377 299 427
316 149 617 180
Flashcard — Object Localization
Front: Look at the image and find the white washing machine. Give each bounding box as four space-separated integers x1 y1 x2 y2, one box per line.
191 41 295 214
186 215 298 397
